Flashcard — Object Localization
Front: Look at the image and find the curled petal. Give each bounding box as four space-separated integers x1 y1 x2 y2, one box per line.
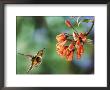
56 46 68 57
56 47 64 57
73 32 79 41
56 43 61 50
68 43 74 51
57 51 63 56
77 48 81 60
62 46 68 56
82 37 86 42
66 51 73 61
76 44 84 60
65 49 70 56
73 32 79 38
56 40 67 50
60 40 67 46
79 33 87 42
76 40 80 45
80 45 84 54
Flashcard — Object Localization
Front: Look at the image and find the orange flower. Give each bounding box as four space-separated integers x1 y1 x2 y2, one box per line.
77 47 81 59
56 46 68 57
57 49 64 57
74 33 85 60
80 44 84 54
56 46 64 56
63 46 69 55
76 40 80 46
56 17 94 61
56 42 74 61
76 44 84 59
65 48 70 56
68 43 74 51
56 33 67 42
56 40 67 50
79 33 86 42
65 19 72 28
66 51 73 61
56 31 86 61
73 32 87 43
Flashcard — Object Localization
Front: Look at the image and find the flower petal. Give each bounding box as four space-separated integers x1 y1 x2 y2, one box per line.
68 43 74 51
66 51 73 61
56 33 66 42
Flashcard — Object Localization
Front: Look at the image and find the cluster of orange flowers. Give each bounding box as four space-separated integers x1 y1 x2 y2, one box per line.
56 33 74 61
56 19 88 61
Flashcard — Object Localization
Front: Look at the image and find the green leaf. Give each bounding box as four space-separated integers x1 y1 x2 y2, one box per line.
82 19 93 23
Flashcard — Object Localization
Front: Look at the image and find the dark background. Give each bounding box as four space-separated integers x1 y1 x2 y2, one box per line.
0 0 109 4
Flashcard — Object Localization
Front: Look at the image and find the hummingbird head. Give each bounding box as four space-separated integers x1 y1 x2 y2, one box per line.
36 48 45 57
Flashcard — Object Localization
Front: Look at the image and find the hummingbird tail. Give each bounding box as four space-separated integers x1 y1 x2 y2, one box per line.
27 65 33 73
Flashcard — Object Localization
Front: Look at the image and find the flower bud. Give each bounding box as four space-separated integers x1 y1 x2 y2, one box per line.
65 19 72 28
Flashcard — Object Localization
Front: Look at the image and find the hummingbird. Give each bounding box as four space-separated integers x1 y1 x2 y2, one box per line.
18 48 45 73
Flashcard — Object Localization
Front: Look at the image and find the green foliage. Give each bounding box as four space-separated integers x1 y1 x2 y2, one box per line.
82 19 93 23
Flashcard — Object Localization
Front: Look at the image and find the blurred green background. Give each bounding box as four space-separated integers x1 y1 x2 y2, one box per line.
16 16 94 74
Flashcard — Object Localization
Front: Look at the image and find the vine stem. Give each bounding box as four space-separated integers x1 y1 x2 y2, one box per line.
71 25 78 33
85 21 94 36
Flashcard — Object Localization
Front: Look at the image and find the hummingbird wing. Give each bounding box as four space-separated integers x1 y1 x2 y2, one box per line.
27 57 41 73
27 64 33 73
17 53 33 59
27 59 37 73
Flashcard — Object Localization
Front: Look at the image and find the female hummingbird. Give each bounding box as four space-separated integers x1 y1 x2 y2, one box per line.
18 48 45 73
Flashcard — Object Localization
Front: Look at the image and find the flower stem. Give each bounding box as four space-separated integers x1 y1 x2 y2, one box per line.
85 21 94 36
71 25 78 33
